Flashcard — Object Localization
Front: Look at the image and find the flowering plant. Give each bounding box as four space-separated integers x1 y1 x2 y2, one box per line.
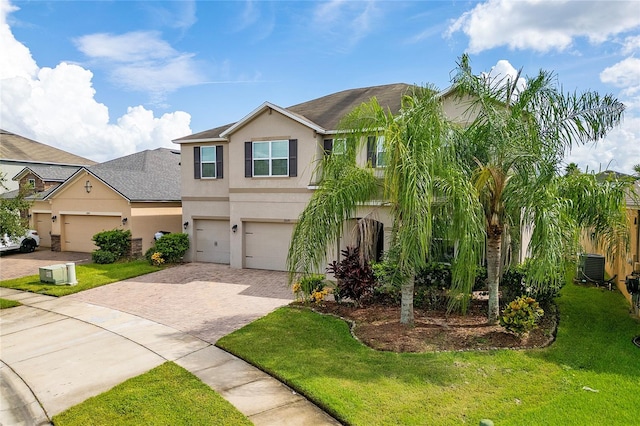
151 252 165 266
293 274 329 303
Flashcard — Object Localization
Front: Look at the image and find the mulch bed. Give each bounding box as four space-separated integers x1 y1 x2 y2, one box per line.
299 299 558 353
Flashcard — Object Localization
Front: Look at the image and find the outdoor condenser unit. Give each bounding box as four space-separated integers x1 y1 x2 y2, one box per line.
39 264 68 284
578 254 605 283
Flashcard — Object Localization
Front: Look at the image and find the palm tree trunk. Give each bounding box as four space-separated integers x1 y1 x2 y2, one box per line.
486 232 502 324
400 275 415 325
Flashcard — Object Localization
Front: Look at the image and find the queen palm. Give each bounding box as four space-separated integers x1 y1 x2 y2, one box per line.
287 85 485 325
453 55 628 323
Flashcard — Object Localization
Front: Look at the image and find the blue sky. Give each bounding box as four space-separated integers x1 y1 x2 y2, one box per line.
2 0 639 173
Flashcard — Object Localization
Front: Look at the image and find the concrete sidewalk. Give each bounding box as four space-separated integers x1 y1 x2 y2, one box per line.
0 287 340 425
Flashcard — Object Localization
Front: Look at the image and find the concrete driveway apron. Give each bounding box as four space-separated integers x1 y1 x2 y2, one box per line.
0 263 341 425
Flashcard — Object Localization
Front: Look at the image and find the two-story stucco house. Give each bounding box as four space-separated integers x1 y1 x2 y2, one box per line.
174 83 473 272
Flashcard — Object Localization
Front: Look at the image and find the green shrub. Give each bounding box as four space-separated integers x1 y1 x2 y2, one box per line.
499 295 544 336
371 259 405 305
92 249 117 264
501 261 562 305
91 229 131 263
145 233 189 264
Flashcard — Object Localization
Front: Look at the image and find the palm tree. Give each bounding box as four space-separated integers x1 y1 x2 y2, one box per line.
453 54 627 323
287 85 485 325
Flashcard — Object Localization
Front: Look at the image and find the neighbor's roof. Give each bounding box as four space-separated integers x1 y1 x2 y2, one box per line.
12 164 83 182
173 83 415 143
0 129 96 166
85 148 181 202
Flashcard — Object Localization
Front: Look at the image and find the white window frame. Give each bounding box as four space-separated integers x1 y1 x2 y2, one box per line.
200 146 217 179
252 140 289 177
375 136 386 168
333 138 347 155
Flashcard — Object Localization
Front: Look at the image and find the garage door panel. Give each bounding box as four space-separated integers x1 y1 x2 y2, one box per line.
244 222 293 271
63 216 121 253
195 220 230 264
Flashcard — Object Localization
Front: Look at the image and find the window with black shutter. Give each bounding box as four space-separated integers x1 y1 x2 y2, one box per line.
194 146 223 179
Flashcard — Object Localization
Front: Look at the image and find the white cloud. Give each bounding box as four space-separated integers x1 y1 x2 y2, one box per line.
447 0 640 54
75 31 177 63
74 31 207 102
312 0 379 51
0 0 192 163
601 57 640 97
565 115 640 174
483 59 527 98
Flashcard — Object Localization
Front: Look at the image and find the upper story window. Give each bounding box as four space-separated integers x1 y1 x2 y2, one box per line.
323 138 347 156
193 146 223 179
245 139 297 178
28 178 36 187
367 135 386 168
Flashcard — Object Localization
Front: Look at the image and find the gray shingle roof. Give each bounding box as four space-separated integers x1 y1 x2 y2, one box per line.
88 148 181 202
174 83 414 142
13 165 82 182
287 83 413 131
0 129 96 165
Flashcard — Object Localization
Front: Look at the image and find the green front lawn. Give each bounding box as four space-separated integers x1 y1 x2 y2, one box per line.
0 260 162 296
52 362 252 426
218 283 640 425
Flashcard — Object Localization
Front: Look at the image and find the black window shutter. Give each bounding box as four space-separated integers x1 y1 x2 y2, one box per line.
323 139 333 156
366 136 376 167
289 139 298 177
244 142 252 177
216 145 223 179
193 146 201 179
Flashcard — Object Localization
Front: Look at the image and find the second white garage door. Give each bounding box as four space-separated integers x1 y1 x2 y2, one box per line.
194 219 230 264
244 222 294 271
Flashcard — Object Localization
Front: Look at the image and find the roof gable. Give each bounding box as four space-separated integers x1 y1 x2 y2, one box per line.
220 102 325 138
13 165 82 182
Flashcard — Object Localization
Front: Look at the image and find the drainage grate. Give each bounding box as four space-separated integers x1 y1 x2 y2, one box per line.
633 336 640 348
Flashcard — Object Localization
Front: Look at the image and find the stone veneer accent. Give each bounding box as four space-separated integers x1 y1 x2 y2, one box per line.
51 235 61 252
130 238 143 258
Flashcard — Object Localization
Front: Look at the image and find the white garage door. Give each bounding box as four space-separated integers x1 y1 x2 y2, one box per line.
194 219 230 263
34 213 52 248
63 215 122 253
244 222 294 271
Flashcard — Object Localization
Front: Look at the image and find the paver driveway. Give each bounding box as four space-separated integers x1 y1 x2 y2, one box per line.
66 262 294 343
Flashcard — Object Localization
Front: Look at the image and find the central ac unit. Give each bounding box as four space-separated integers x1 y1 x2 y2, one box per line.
578 254 605 283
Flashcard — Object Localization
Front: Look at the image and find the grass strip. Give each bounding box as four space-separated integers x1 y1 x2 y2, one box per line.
52 362 252 426
218 282 640 425
0 260 162 296
0 298 21 309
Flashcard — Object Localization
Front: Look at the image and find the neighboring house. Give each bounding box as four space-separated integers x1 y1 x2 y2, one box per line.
8 165 84 248
28 148 182 254
174 83 472 271
0 129 95 193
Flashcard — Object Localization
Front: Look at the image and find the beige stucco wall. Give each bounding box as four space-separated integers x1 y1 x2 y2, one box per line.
131 204 183 253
